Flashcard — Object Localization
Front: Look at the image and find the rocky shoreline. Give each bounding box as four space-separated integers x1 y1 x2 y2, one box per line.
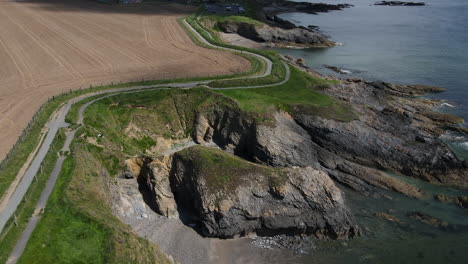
116 56 466 239
206 0 354 48
103 57 467 261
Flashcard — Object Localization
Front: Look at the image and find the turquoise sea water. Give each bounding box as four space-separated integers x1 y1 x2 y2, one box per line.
274 1 468 263
276 0 468 159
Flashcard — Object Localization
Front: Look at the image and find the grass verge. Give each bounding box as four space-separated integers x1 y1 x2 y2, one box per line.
0 129 65 264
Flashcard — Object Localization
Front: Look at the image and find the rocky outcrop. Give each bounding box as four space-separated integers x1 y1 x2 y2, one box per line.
192 69 467 191
260 1 353 21
131 156 179 219
217 21 334 47
136 146 359 239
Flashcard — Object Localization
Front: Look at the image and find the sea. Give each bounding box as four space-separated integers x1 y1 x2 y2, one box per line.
275 0 468 160
271 1 468 263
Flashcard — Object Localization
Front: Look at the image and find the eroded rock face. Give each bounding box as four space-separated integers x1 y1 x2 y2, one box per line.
129 156 179 219
136 146 359 240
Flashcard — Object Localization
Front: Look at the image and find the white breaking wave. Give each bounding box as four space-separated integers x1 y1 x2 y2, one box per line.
459 142 468 150
441 102 455 107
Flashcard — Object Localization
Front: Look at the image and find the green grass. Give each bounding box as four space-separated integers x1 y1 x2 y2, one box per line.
81 88 237 160
175 145 284 194
217 66 357 122
18 137 170 264
0 129 66 264
205 15 265 27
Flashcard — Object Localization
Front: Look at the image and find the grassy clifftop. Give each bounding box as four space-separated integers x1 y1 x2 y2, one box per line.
175 145 285 193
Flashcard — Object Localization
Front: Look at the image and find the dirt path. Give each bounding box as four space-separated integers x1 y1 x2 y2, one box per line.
0 0 250 161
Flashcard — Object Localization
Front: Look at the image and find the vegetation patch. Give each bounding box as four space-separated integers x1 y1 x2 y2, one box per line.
217 66 357 121
19 138 169 264
175 145 285 194
205 15 265 27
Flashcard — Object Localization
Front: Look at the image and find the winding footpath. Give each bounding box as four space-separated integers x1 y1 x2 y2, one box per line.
3 18 290 264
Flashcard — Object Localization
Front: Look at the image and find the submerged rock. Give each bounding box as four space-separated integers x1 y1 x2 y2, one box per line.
435 194 468 209
407 212 449 229
375 212 402 223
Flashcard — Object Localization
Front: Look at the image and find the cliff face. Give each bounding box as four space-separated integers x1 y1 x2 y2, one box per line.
134 146 359 239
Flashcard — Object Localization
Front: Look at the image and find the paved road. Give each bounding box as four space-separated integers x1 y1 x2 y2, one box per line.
4 19 291 264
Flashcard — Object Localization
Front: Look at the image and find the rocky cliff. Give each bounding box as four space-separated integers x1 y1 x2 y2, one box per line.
134 146 359 239
117 63 466 244
192 64 467 192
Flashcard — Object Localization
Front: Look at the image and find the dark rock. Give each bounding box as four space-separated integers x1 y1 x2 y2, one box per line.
324 65 351 74
407 211 449 229
261 1 353 21
375 212 402 223
435 194 468 209
375 1 425 6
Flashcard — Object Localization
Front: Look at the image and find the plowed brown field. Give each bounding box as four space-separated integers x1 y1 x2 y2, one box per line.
0 0 249 160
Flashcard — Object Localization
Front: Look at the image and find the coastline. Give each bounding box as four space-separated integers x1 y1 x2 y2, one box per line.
2 1 467 263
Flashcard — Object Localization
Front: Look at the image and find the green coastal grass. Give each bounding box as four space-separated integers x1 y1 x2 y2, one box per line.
18 138 170 264
0 130 66 264
217 66 357 121
176 145 283 194
80 89 236 159
206 15 265 27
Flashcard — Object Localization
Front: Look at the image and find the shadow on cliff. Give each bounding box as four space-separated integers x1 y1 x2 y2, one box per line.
10 0 194 15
